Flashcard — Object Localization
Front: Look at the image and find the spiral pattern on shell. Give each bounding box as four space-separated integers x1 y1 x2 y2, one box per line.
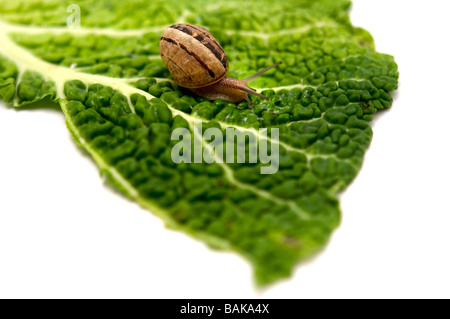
159 24 228 88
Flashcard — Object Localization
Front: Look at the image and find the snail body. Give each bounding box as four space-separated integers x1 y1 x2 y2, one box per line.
159 23 281 104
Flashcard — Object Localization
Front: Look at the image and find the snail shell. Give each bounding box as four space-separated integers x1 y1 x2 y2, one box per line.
159 24 228 88
159 23 281 104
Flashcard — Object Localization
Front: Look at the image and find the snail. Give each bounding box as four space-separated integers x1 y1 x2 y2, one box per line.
159 23 281 104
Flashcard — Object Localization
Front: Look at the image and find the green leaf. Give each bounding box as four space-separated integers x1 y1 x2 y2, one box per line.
0 0 398 286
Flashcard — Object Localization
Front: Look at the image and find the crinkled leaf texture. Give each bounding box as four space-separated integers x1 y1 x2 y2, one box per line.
0 0 398 285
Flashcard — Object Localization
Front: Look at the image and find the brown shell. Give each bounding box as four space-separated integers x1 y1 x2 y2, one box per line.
159 24 228 88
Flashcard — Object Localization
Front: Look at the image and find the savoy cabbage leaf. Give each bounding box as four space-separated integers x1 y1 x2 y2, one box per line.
0 0 398 285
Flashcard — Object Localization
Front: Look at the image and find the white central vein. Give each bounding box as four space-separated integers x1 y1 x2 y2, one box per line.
2 20 336 39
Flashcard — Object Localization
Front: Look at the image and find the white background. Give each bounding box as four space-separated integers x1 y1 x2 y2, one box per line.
1 0 450 299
